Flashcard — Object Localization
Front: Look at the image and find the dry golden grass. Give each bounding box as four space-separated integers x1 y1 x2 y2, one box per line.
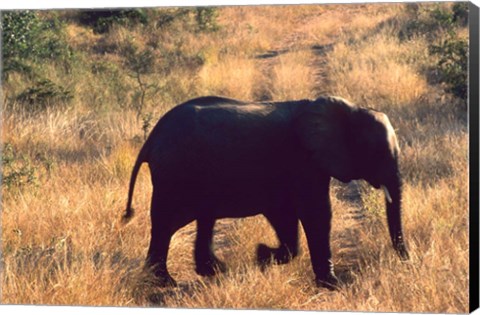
1 2 469 312
325 31 431 108
269 50 317 100
198 55 263 100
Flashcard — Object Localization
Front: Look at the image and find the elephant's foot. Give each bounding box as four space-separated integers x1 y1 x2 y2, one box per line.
145 263 177 287
256 243 296 267
256 243 275 267
195 256 227 277
155 273 178 287
315 272 339 290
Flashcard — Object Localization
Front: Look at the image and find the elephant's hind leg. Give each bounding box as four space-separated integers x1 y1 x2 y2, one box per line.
145 194 177 287
194 217 227 276
257 210 299 267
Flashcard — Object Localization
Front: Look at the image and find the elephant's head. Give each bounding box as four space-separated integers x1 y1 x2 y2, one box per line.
295 96 409 260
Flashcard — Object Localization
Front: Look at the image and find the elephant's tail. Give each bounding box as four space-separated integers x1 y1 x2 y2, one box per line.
122 145 147 224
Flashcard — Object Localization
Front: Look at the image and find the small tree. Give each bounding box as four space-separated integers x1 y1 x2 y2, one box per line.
122 42 158 117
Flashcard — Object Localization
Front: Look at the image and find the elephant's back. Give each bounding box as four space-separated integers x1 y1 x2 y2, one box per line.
147 97 260 143
178 95 248 107
145 100 297 181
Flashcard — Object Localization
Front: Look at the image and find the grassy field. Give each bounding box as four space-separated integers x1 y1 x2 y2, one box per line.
1 2 470 312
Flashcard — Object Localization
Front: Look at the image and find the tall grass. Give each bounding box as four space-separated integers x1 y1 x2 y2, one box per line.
1 3 469 312
198 55 263 100
270 50 317 100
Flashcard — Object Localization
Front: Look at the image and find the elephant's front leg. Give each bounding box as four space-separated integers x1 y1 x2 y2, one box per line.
194 217 227 276
298 182 339 290
257 210 299 267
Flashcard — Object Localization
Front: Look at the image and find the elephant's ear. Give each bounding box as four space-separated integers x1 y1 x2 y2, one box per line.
294 96 356 182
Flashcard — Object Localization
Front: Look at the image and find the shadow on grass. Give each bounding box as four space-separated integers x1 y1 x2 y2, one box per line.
130 275 205 306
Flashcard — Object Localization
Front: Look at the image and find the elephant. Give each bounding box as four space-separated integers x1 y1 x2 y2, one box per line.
122 95 409 289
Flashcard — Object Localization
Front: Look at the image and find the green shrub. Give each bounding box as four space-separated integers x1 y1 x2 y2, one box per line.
155 8 190 29
1 11 72 78
16 79 73 110
151 7 219 32
452 2 469 26
195 7 219 32
430 36 468 100
399 3 467 40
2 11 42 61
77 9 148 33
2 143 37 190
399 4 468 101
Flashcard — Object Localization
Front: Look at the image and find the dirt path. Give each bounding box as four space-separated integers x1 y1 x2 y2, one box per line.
253 6 369 99
254 12 332 99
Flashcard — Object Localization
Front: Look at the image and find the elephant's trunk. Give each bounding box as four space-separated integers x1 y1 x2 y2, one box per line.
385 169 409 260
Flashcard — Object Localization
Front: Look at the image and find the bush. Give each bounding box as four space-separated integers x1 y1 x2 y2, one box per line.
430 36 468 100
77 9 148 33
1 11 72 78
2 11 42 61
16 79 74 110
2 143 37 190
452 2 469 26
151 7 219 32
399 4 468 101
195 7 219 32
399 3 466 40
155 8 190 29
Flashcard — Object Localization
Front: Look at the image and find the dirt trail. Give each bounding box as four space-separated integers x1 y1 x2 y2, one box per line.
254 6 368 99
250 7 370 272
331 181 368 283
